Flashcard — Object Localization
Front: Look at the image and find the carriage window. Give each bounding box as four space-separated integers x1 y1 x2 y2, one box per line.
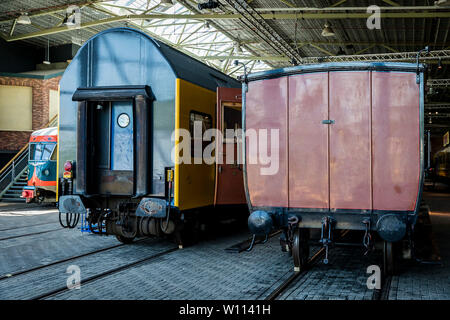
189 111 212 157
223 106 241 143
50 147 57 161
29 143 56 161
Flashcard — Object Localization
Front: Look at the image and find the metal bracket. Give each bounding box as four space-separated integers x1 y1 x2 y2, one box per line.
322 120 335 125
320 217 335 264
416 46 429 84
362 218 373 255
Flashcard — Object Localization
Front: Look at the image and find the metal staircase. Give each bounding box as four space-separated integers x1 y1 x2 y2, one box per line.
1 170 29 203
0 147 29 203
0 115 58 203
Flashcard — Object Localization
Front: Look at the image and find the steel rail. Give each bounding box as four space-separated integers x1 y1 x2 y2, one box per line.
0 221 56 232
265 248 326 301
0 237 152 281
0 228 62 242
32 246 178 300
264 230 350 301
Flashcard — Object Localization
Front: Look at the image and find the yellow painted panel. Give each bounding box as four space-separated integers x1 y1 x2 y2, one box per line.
174 79 181 208
56 85 60 201
175 79 216 211
0 85 32 131
49 89 59 120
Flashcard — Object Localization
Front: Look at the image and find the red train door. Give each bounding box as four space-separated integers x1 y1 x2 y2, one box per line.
288 73 329 209
329 71 372 210
214 87 246 205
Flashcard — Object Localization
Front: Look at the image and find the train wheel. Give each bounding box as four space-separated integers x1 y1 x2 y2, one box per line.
116 235 135 244
292 228 310 272
383 241 395 276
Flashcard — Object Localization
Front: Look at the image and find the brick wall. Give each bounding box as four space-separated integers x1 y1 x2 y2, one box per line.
0 75 61 152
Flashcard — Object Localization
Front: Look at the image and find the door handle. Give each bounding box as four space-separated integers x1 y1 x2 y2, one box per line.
322 120 335 125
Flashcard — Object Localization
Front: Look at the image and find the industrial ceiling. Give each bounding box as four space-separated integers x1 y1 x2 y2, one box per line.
0 0 449 132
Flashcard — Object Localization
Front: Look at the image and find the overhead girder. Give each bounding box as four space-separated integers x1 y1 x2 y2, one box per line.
221 0 303 63
4 9 450 42
201 50 450 63
0 0 111 23
427 79 450 88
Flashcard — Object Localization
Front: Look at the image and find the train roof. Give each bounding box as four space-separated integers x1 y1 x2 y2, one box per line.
243 61 427 82
72 28 240 92
30 127 58 139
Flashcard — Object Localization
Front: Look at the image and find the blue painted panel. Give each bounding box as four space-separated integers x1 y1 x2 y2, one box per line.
111 101 134 171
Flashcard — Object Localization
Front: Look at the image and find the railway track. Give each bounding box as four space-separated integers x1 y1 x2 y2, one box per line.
372 275 392 300
263 230 351 300
0 237 152 281
265 247 326 300
31 246 178 300
0 221 57 232
0 228 62 241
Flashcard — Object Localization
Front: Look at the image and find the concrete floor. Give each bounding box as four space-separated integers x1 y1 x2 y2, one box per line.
0 190 449 300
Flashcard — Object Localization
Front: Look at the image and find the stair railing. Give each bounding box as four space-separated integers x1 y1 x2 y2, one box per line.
0 147 29 199
0 114 58 200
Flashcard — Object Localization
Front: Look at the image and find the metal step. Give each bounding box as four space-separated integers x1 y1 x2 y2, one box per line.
9 188 25 192
0 198 26 203
3 193 22 198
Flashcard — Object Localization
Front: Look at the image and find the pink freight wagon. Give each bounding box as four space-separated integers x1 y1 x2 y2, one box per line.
243 62 425 274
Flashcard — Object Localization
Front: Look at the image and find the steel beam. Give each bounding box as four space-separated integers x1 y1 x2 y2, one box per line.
0 0 110 23
8 9 450 42
427 79 450 87
4 11 450 42
221 0 303 63
425 103 450 108
199 50 450 63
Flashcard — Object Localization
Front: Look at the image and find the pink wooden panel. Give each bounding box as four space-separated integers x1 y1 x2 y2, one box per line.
289 73 329 209
372 72 420 211
329 72 372 210
246 78 288 207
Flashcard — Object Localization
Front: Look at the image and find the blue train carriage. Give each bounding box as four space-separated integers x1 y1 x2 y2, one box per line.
21 127 58 203
57 28 246 244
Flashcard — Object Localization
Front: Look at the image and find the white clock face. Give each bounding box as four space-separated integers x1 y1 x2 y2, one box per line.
118 113 130 128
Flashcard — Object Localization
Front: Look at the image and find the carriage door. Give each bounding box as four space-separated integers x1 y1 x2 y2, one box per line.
74 86 152 197
215 87 246 205
92 101 134 195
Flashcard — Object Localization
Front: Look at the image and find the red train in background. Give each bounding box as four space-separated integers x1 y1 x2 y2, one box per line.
22 127 58 204
242 62 425 274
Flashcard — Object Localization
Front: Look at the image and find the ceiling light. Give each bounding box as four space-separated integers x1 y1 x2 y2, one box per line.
160 0 174 7
198 0 219 10
17 13 31 25
438 58 443 70
63 13 76 26
435 0 450 6
234 41 242 54
118 8 129 16
321 23 335 37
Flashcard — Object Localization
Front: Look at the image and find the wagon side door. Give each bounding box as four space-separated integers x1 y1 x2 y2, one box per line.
288 73 329 209
215 87 246 205
328 71 372 211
